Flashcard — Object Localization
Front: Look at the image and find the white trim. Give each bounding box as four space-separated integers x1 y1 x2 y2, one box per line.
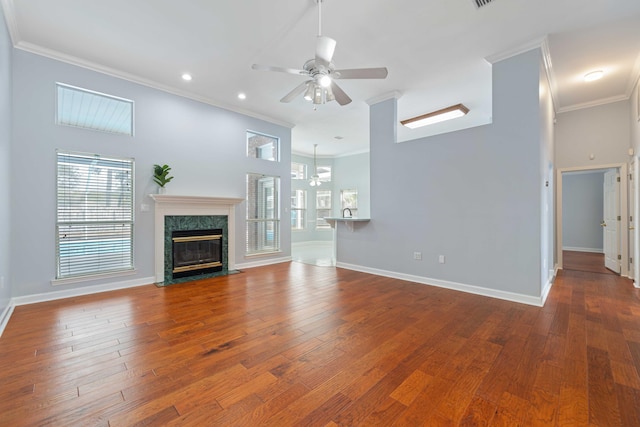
625 51 640 99
12 276 155 306
562 247 604 254
540 37 559 113
51 268 137 286
556 163 629 276
557 94 629 114
149 195 244 284
366 91 403 106
12 41 295 130
484 37 545 64
0 300 15 338
235 256 292 270
336 262 546 307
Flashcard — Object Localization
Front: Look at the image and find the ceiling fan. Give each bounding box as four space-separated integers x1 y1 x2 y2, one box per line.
251 0 388 106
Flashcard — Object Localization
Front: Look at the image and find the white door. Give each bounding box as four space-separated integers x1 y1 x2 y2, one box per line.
603 170 620 273
630 160 636 280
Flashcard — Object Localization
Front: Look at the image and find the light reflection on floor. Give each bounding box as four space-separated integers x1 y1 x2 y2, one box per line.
291 241 335 267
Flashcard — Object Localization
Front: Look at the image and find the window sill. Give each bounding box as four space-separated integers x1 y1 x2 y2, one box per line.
245 250 283 259
51 269 137 286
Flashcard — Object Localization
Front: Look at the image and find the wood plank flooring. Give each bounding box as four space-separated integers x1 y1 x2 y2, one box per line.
1 260 640 426
563 250 617 275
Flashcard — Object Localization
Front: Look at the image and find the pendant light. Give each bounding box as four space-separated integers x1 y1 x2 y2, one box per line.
309 144 321 187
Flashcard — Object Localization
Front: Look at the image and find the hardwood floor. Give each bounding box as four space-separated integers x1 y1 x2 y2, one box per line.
1 262 639 426
563 250 618 275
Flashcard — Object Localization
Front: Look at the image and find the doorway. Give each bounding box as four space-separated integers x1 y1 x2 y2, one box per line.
556 163 629 276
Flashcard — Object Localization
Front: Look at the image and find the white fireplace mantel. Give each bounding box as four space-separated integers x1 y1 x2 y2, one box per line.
149 195 244 284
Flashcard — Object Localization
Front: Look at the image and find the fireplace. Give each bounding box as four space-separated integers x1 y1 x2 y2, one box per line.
172 229 223 278
149 195 244 286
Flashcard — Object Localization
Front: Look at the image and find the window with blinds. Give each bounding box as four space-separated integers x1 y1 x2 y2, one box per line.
291 190 306 231
246 173 280 254
56 151 134 279
56 83 134 136
316 190 332 230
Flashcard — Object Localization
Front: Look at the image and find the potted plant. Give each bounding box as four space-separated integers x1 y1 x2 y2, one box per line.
153 164 174 193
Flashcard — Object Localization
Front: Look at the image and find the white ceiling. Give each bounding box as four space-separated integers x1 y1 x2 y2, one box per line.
2 0 640 157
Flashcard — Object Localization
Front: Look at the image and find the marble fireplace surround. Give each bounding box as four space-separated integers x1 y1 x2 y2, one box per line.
149 195 244 284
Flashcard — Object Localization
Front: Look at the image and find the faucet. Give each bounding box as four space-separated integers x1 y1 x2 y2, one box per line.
342 207 352 218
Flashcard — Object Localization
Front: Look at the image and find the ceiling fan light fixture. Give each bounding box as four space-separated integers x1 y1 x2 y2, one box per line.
313 86 323 104
318 74 331 87
325 85 335 102
303 83 315 101
401 103 470 129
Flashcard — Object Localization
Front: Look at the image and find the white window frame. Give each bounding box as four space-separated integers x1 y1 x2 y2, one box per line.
340 189 358 217
291 190 306 231
55 150 135 280
246 173 281 255
247 131 279 162
291 162 307 180
316 190 332 230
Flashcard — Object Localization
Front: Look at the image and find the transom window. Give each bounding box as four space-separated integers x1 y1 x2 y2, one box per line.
291 162 307 180
56 83 134 136
56 151 134 279
247 131 279 161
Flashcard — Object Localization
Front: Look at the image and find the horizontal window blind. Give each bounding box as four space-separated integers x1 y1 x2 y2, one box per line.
56 151 134 279
246 173 280 254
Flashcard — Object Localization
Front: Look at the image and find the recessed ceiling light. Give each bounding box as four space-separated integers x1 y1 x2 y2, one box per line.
334 136 343 140
181 73 193 81
584 70 603 82
238 93 247 100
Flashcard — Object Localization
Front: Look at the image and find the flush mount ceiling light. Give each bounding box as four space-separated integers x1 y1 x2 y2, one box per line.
181 73 193 81
584 70 604 82
237 93 247 100
309 144 321 187
401 103 470 129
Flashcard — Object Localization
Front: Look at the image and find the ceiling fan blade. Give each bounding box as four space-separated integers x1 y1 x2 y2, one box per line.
334 67 388 79
330 81 352 106
252 63 307 76
315 36 337 67
280 81 311 103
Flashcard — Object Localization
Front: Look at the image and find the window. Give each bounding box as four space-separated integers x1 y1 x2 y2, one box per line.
247 131 279 161
317 165 332 182
56 151 134 279
291 162 307 180
291 190 306 231
316 190 332 230
341 189 358 217
247 174 280 254
56 83 134 136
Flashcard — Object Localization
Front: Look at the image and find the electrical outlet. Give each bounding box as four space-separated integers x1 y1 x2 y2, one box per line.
439 255 446 264
413 252 422 260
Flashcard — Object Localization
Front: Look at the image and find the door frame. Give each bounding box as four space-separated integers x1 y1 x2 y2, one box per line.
556 163 629 277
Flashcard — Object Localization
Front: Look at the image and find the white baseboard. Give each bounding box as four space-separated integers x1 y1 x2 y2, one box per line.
562 246 603 253
336 262 546 307
236 256 292 270
0 301 16 338
12 276 155 307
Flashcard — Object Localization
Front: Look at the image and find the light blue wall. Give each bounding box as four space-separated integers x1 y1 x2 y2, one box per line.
291 153 334 243
333 152 370 218
335 49 548 299
562 172 605 252
10 50 291 297
0 7 12 315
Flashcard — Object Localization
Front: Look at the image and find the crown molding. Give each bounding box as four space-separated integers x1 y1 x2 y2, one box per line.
557 94 629 114
484 36 546 64
366 91 403 106
13 41 295 129
0 0 19 45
